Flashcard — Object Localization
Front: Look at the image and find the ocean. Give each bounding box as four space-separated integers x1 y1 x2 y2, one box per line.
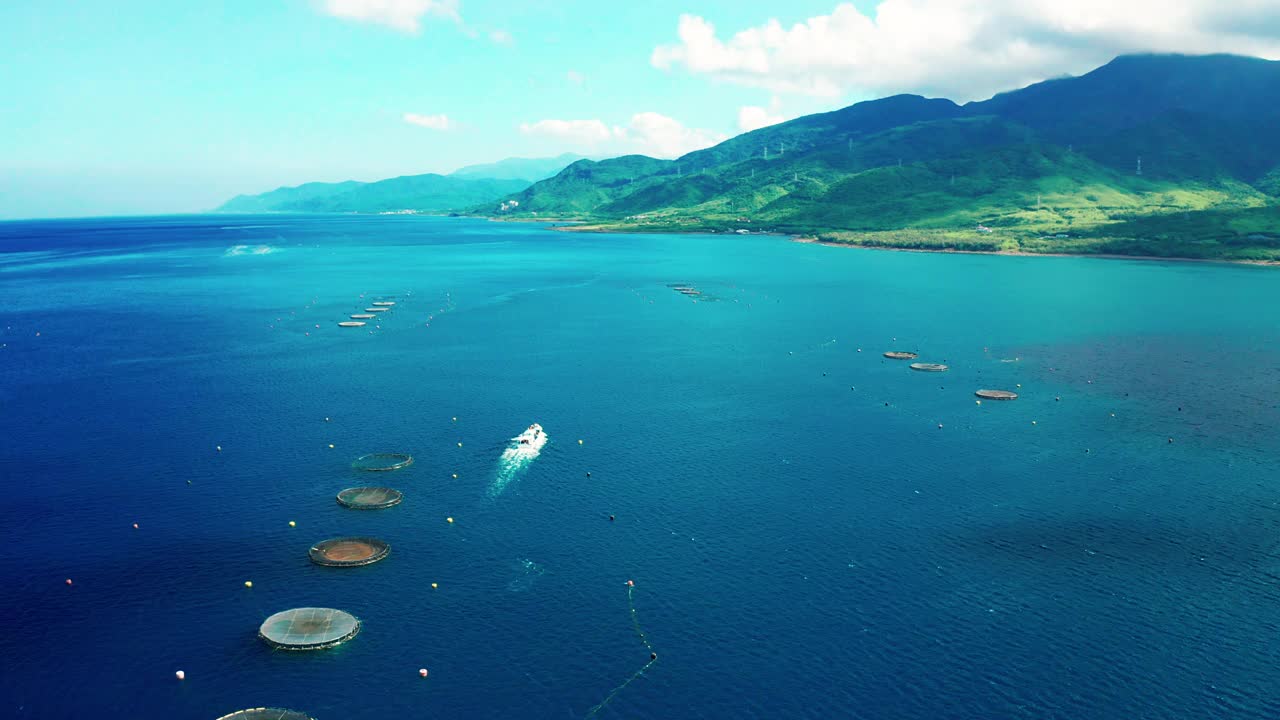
2 214 1279 719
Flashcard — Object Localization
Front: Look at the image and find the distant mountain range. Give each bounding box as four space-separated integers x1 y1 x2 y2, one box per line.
499 54 1280 261
215 153 584 214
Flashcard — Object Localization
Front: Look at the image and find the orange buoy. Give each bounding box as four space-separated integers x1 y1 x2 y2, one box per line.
65 578 73 586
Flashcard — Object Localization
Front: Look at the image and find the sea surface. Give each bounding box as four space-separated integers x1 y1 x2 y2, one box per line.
2 215 1280 719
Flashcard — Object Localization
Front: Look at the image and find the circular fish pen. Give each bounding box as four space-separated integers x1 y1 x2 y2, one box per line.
258 607 360 651
336 486 403 510
371 301 396 307
975 389 1019 400
309 537 390 567
352 453 413 472
337 321 366 327
215 709 315 720
364 307 389 313
910 363 949 372
884 351 918 360
350 313 376 319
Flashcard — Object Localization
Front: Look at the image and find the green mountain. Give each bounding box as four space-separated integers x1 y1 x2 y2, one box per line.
215 153 585 213
218 173 528 214
499 54 1280 261
450 153 586 182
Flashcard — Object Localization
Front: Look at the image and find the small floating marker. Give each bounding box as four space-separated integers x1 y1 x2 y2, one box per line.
244 581 253 588
216 445 222 452
65 578 73 586
446 517 454 524
609 515 615 521
938 424 943 429
289 521 296 527
452 417 457 422
325 417 331 422
175 670 185 681
976 400 982 405
650 652 658 661
578 439 584 445
626 580 635 587
328 444 335 449
1031 421 1037 425
430 582 438 589
586 471 592 477
1055 396 1061 402
1110 413 1115 418
419 668 429 678
132 523 139 529
1168 437 1174 444
452 473 458 479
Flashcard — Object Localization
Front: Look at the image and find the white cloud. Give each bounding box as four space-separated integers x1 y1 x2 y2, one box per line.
319 0 460 33
737 97 787 132
652 1 1280 101
519 118 623 146
403 112 453 130
566 70 585 87
489 29 513 45
627 112 728 158
519 113 726 158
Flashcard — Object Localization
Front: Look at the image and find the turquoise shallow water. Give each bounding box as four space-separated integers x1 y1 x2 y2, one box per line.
2 215 1280 719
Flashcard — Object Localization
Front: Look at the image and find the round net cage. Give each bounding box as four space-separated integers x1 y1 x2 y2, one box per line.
258 607 360 651
309 537 391 567
351 453 413 472
337 321 366 328
350 313 376 319
336 486 403 510
883 351 918 360
371 301 396 307
364 307 389 313
975 389 1019 400
215 709 315 720
910 362 949 372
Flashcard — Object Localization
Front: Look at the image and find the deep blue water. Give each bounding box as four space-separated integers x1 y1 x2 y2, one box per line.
3 215 1280 719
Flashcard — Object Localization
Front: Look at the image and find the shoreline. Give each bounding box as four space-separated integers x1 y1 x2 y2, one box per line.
539 221 1278 268
789 235 1280 267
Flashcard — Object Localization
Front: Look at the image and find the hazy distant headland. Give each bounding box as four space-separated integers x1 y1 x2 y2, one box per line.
220 55 1280 262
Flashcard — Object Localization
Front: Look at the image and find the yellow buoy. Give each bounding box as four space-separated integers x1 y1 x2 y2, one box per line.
431 582 438 589
976 400 982 405
244 581 253 588
457 442 462 447
578 439 584 445
452 473 458 479
288 521 296 527
446 517 454 523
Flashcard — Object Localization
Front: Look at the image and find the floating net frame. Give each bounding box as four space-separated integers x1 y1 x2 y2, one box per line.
371 301 396 307
309 537 391 567
258 607 360 651
336 486 403 510
337 321 366 327
215 709 315 720
364 307 389 313
351 453 413 472
350 313 376 319
910 363 949 372
975 389 1019 400
883 351 918 360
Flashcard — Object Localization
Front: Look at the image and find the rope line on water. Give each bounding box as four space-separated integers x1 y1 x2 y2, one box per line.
586 583 657 718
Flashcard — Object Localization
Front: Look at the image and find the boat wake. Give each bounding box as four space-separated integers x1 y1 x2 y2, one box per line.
488 423 547 497
224 244 276 256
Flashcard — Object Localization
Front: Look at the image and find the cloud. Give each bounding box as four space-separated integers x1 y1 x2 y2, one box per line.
319 0 460 33
737 97 787 131
489 29 513 44
651 1 1280 101
566 70 585 87
519 113 726 158
403 112 453 130
519 118 623 146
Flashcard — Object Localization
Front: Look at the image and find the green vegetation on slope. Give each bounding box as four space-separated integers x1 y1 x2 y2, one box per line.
499 54 1280 261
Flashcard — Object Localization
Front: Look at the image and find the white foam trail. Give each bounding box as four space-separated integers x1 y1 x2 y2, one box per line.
224 244 276 256
488 425 547 497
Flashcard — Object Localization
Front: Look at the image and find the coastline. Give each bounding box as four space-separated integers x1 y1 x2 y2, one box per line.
539 221 1278 268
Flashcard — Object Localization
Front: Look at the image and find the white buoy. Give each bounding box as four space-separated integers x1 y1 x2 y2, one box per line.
419 668 429 678
175 670 185 681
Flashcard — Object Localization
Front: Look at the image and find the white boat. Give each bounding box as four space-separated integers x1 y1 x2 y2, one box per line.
512 423 547 452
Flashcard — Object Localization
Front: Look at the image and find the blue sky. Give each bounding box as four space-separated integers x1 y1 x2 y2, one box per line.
3 0 1279 218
